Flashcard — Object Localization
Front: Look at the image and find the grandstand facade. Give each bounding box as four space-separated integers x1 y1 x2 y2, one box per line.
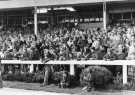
0 0 135 31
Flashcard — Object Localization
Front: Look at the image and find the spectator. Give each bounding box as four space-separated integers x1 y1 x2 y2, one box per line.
103 48 117 61
0 23 135 61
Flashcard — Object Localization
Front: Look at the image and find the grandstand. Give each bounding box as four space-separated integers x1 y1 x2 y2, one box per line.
0 0 135 85
0 0 135 33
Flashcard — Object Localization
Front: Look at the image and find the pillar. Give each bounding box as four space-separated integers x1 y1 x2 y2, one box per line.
0 60 3 88
123 65 127 84
7 16 8 26
36 64 39 72
103 1 107 32
49 8 55 28
131 8 133 23
70 64 75 76
34 6 38 36
1 15 4 27
29 64 34 73
1 64 4 74
20 64 24 74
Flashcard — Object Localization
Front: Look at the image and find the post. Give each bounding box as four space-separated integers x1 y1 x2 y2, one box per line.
36 64 39 72
0 59 3 88
131 12 134 24
29 64 34 73
70 64 75 76
1 64 4 74
103 1 107 32
123 65 127 84
121 14 123 20
34 6 38 36
51 8 54 27
1 15 3 27
7 16 8 28
20 64 24 74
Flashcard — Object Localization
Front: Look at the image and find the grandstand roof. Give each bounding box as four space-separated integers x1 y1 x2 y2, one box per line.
0 0 134 10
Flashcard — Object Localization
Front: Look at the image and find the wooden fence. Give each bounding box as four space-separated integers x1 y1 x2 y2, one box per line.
1 60 135 84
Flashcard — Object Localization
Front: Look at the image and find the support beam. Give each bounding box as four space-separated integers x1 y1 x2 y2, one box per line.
70 64 75 76
7 16 8 27
103 1 107 32
0 60 3 88
131 12 133 20
123 65 127 84
121 13 124 20
131 12 134 24
1 15 4 27
29 64 34 73
34 6 38 36
50 8 54 28
36 64 39 72
1 65 4 74
20 64 24 74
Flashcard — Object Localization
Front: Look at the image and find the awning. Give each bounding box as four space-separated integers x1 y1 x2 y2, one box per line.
0 0 132 10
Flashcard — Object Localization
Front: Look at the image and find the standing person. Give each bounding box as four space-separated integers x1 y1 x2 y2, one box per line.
126 35 135 60
42 52 53 86
42 65 52 86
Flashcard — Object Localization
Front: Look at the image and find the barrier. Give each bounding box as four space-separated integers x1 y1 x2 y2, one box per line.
1 60 42 64
1 60 135 84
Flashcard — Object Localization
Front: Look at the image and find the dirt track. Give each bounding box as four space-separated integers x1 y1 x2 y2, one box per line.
0 88 71 95
1 88 135 95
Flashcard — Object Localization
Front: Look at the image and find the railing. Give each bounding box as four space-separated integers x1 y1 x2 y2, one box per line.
1 60 135 84
1 60 42 64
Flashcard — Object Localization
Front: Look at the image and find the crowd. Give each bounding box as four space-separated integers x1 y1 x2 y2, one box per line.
0 23 135 61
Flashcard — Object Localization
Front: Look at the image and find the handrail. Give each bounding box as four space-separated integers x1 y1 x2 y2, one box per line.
1 60 135 65
1 60 42 64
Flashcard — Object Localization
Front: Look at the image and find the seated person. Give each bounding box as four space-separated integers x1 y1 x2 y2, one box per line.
126 43 135 60
115 44 127 60
103 48 117 61
83 45 91 60
90 45 107 60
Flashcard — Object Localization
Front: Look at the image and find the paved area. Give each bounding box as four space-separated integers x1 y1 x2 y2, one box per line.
0 88 72 95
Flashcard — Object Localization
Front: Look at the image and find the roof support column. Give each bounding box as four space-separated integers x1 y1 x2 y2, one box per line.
7 16 8 28
0 60 3 88
70 64 75 76
103 1 107 32
123 65 128 84
34 6 38 36
131 9 134 24
1 15 4 27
